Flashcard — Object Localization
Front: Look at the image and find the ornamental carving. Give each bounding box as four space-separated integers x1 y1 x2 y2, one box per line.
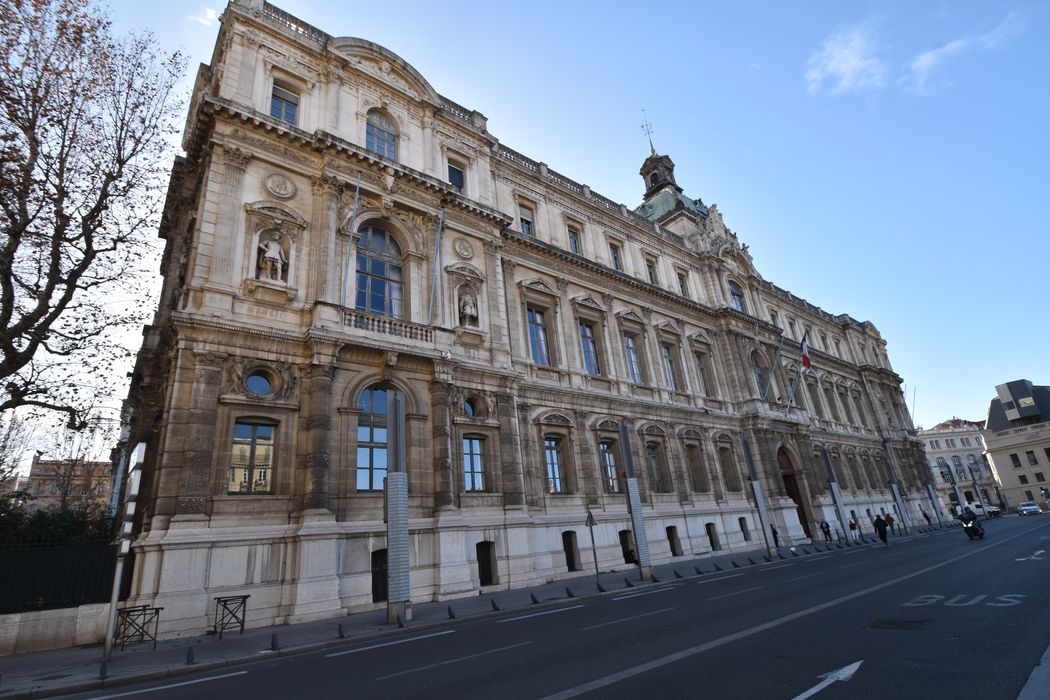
266 173 297 199
454 237 474 259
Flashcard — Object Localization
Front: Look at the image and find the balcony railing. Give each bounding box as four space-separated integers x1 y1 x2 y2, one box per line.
343 310 433 343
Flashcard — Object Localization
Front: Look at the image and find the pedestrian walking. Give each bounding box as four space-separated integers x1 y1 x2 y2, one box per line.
921 509 933 526
873 515 889 547
771 525 780 549
819 520 832 543
848 519 859 541
884 512 895 535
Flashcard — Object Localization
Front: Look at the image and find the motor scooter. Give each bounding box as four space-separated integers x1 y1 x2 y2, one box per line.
962 519 985 540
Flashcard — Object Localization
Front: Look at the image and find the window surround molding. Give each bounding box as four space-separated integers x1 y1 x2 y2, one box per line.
687 332 720 401
262 62 312 128
519 278 563 370
605 234 625 271
515 196 539 237
654 321 686 396
561 214 585 256
615 310 651 389
571 294 611 382
593 418 627 496
242 201 307 301
536 411 577 495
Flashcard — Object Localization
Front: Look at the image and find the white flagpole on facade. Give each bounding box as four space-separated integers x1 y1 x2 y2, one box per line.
761 334 785 402
340 173 362 309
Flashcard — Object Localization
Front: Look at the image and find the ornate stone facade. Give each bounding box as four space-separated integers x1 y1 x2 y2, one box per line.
123 0 928 637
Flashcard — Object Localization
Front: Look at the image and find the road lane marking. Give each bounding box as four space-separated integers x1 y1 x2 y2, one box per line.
88 672 248 698
837 561 867 569
375 641 532 680
840 549 867 556
804 555 832 562
582 607 676 631
760 563 795 571
785 572 822 583
538 523 1046 700
694 573 745 585
497 605 585 623
326 630 455 657
613 587 678 601
708 586 763 601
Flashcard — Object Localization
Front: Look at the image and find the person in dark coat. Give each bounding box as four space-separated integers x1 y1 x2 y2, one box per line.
873 515 889 547
819 520 832 543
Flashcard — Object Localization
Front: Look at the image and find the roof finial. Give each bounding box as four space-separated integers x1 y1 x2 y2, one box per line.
641 110 655 156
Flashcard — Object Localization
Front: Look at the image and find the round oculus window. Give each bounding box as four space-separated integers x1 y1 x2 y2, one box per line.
245 371 273 396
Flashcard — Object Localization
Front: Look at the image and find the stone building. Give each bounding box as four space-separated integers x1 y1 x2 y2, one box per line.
918 418 999 515
982 379 1050 509
22 454 111 514
122 0 928 637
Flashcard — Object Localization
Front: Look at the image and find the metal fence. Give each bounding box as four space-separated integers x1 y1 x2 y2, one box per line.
0 542 133 614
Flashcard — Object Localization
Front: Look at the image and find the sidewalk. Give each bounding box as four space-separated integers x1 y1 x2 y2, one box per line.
0 534 900 699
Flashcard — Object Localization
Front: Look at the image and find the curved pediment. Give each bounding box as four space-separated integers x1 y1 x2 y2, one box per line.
329 37 441 105
571 294 606 312
520 278 559 297
246 201 308 228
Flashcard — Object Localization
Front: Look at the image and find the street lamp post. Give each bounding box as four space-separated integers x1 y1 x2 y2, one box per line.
585 510 600 590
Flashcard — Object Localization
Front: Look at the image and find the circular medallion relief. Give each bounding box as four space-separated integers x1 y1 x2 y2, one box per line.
454 237 474 260
265 173 296 199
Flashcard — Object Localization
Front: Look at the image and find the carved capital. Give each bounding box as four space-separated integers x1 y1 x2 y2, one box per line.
223 146 252 170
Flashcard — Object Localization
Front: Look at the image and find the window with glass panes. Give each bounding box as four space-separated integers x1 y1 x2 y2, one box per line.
544 436 566 493
270 85 299 125
519 205 534 235
728 281 746 312
229 420 275 494
645 258 658 285
1027 450 1038 465
623 332 643 383
579 321 601 375
463 436 485 491
599 440 620 493
686 443 709 491
527 306 551 365
567 227 581 255
365 110 398 159
661 343 679 391
355 226 403 317
356 387 388 491
678 272 689 298
609 243 623 271
448 162 465 193
694 351 710 395
646 442 671 492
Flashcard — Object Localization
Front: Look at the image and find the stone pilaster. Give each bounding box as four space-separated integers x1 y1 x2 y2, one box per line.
300 364 333 511
174 352 226 516
431 380 455 509
209 147 251 288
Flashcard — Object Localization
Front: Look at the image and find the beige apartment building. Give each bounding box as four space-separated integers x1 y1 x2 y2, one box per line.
121 0 929 637
983 380 1050 510
919 418 1000 515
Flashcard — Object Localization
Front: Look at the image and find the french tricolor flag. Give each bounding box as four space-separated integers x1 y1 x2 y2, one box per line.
800 332 811 369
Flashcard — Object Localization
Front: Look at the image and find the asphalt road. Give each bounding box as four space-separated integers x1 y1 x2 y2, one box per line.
66 516 1050 700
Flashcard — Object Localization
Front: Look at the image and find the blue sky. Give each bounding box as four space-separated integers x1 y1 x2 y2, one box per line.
110 0 1049 430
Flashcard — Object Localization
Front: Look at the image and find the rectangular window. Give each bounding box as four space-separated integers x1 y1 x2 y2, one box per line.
1045 448 1050 463
686 444 709 492
1036 472 1046 482
1025 490 1034 501
946 438 956 448
579 321 601 376
660 343 680 392
230 421 275 494
1010 453 1022 468
599 440 621 494
1027 450 1038 465
820 332 828 351
623 332 643 383
448 163 465 193
769 310 779 328
645 442 671 493
270 85 299 125
544 436 566 494
527 307 550 365
609 243 623 271
1020 474 1030 485
519 205 534 236
463 436 485 491
645 257 658 285
677 272 689 298
567 227 581 255
833 339 842 357
694 351 710 396
962 437 971 446
930 440 940 450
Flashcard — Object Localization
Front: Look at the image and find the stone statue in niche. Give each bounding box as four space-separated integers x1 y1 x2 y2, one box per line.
257 230 288 282
458 288 478 326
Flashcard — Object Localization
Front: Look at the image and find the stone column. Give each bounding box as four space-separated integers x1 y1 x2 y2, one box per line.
311 175 341 304
209 147 251 289
300 364 333 512
497 389 526 507
431 379 455 509
174 352 226 517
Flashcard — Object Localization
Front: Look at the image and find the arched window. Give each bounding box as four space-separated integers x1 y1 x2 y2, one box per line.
728 281 746 313
365 109 398 160
717 440 742 492
357 386 389 491
355 225 403 318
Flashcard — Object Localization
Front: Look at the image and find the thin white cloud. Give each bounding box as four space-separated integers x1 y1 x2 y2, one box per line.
806 21 888 96
188 7 219 27
905 37 969 93
976 11 1026 51
901 12 1027 95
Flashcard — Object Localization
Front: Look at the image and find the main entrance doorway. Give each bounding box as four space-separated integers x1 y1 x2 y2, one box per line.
778 447 812 538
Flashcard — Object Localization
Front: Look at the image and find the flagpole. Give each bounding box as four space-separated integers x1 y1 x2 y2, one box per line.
761 334 785 402
340 173 362 309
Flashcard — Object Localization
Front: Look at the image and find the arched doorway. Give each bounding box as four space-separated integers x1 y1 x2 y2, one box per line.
778 447 812 538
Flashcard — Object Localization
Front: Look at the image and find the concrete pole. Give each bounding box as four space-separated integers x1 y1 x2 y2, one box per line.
880 447 912 533
925 482 945 526
740 436 774 556
618 420 651 581
386 391 411 624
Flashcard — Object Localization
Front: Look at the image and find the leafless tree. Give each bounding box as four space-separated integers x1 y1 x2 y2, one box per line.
34 416 115 512
0 0 185 428
0 411 35 488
